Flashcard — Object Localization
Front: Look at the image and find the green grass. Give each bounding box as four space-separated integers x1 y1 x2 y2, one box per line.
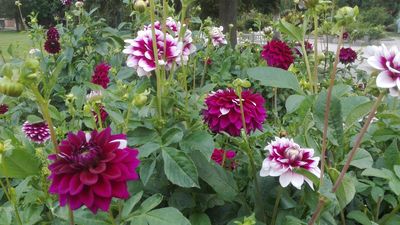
0 31 31 61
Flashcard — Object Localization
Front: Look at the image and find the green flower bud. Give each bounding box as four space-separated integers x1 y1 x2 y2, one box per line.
0 142 4 154
335 6 359 26
83 104 91 114
0 79 23 97
134 0 147 13
0 63 13 79
132 89 150 107
233 78 251 88
24 58 40 71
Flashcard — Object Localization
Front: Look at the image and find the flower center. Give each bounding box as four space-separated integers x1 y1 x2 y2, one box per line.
285 147 302 161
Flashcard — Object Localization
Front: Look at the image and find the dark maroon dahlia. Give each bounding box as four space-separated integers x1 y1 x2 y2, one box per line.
203 89 267 137
293 40 313 56
48 127 140 213
0 104 8 114
47 27 60 40
22 121 50 144
92 105 108 124
91 63 111 89
44 39 61 54
211 148 236 170
261 40 294 70
342 32 349 40
339 47 357 64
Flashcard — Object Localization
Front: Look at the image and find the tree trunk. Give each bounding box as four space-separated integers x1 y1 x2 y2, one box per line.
15 12 20 32
219 0 238 46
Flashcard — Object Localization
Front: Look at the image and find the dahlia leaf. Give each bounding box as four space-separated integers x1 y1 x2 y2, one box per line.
340 96 369 121
190 150 238 201
0 147 40 178
136 193 163 214
347 211 373 225
122 191 143 219
139 142 161 158
293 168 320 188
285 95 306 114
247 67 302 93
180 130 215 160
344 101 374 130
190 213 212 225
162 147 200 188
162 127 184 146
144 207 191 225
139 160 156 185
278 20 304 42
340 148 373 169
329 168 356 210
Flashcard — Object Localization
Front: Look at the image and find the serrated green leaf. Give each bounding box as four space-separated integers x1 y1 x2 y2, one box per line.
385 139 400 170
278 20 304 42
347 210 372 225
329 168 355 209
162 147 199 188
180 130 215 160
340 148 373 169
0 147 40 178
122 191 143 219
140 160 156 186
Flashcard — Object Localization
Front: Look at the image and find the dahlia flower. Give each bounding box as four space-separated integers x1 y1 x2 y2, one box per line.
209 26 228 47
339 47 357 64
22 121 50 144
91 63 111 89
261 40 294 70
0 104 8 114
92 105 108 124
123 18 196 76
123 29 181 77
366 44 400 96
211 148 236 170
293 40 313 56
48 127 140 213
44 39 61 54
342 32 349 40
260 137 320 189
47 27 60 40
61 0 72 6
203 89 267 137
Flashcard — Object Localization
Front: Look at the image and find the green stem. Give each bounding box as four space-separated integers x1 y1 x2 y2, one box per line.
109 210 117 225
0 179 23 225
271 187 283 225
32 85 59 153
148 0 163 118
94 104 103 130
273 88 278 124
123 104 133 134
301 42 313 93
313 13 319 92
68 206 75 225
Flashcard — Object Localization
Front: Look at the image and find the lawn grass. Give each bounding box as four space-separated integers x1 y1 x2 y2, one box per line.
0 31 31 62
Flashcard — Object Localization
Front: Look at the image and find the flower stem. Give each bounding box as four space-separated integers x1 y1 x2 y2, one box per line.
0 178 23 225
68 205 75 225
308 197 326 225
32 85 59 153
332 92 385 192
301 42 314 93
148 0 163 118
109 210 117 225
319 26 344 188
271 187 283 225
312 13 319 92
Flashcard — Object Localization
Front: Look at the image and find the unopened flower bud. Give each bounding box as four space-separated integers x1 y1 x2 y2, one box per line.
75 0 84 8
229 24 234 28
233 78 251 88
335 6 359 26
83 105 91 114
1 63 14 79
132 89 150 107
24 58 40 71
134 0 147 13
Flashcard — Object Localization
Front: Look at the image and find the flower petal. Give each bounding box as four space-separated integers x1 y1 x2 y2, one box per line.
376 71 396 88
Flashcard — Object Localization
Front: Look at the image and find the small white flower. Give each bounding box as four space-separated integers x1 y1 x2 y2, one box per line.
29 48 40 55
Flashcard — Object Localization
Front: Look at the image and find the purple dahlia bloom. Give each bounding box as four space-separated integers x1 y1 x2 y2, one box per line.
48 127 140 213
339 47 357 64
261 40 294 70
0 104 8 114
91 63 111 89
22 121 50 144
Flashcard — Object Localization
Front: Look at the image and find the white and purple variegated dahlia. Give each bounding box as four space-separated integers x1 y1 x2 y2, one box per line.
123 29 181 77
123 17 196 76
209 26 227 47
260 137 320 190
366 44 400 96
22 121 50 144
203 89 267 137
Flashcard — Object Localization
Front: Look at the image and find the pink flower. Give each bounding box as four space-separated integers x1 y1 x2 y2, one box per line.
91 63 111 89
261 40 294 70
366 44 400 96
22 121 50 144
0 104 8 114
211 148 236 170
339 47 357 64
47 27 60 40
92 105 108 124
48 127 140 213
123 29 181 77
260 137 320 189
209 26 227 47
203 89 267 137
